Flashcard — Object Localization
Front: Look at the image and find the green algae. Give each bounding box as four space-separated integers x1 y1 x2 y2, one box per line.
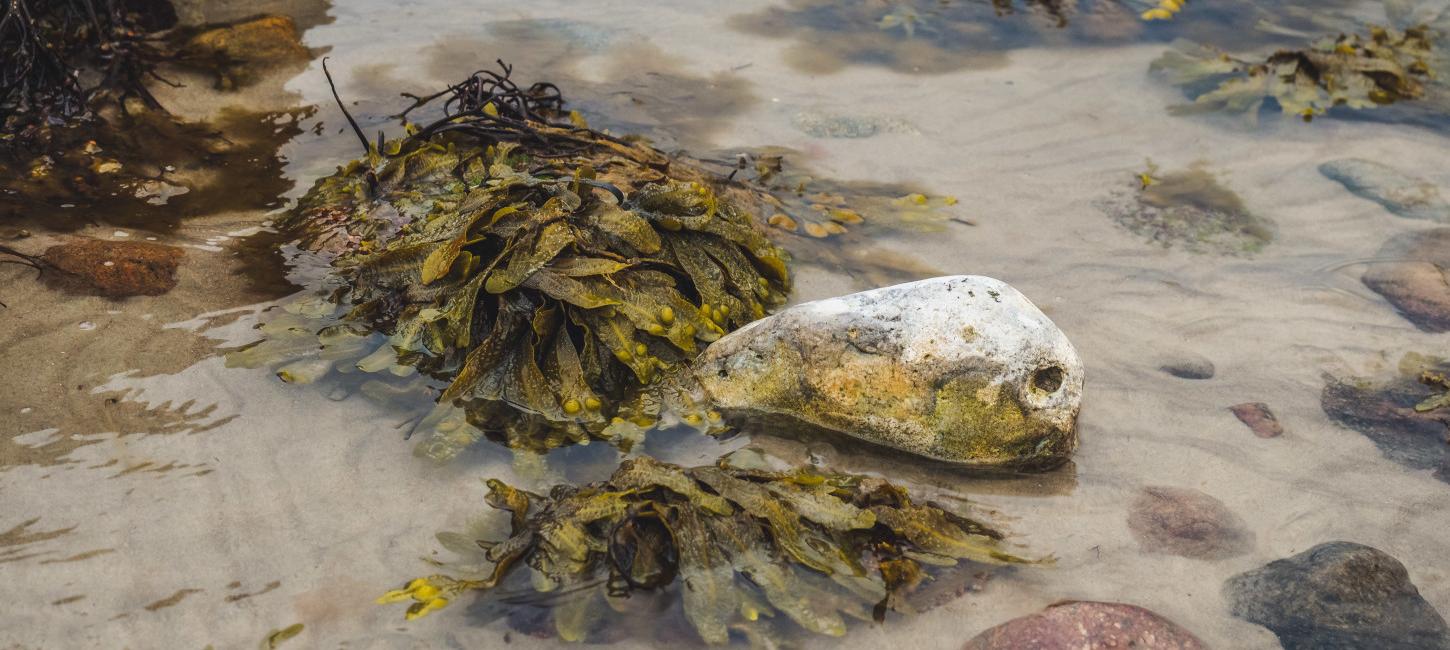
1100 162 1274 256
378 456 1031 644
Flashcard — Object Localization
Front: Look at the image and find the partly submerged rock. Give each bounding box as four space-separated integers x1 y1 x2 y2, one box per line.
182 15 311 89
1363 229 1450 332
1225 541 1450 650
963 601 1207 650
1230 402 1283 438
41 238 183 297
1320 159 1450 223
693 275 1083 470
1127 486 1253 560
1321 353 1450 483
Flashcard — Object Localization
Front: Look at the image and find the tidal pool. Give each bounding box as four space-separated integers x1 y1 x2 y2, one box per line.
3 0 1449 648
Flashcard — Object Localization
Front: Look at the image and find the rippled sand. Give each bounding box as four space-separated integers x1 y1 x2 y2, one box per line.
3 0 1449 648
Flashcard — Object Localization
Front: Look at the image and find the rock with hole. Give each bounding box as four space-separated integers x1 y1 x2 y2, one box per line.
692 275 1082 470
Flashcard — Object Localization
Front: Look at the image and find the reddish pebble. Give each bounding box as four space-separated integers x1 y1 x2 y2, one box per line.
43 238 183 297
963 601 1207 650
1229 402 1282 438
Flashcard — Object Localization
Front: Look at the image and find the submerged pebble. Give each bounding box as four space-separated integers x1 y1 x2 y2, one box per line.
42 238 184 297
1229 402 1283 438
963 601 1206 650
1363 228 1450 332
1225 541 1450 650
1127 486 1252 560
1320 159 1450 223
1159 353 1215 380
182 15 311 88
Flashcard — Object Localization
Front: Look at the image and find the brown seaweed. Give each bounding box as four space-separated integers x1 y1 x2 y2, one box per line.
1151 24 1448 121
1 0 178 131
237 64 790 457
377 457 1032 643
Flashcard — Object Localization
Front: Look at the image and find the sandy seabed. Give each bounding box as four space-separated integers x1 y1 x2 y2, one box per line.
3 0 1449 648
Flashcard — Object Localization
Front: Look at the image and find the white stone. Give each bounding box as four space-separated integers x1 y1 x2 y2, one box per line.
693 275 1083 470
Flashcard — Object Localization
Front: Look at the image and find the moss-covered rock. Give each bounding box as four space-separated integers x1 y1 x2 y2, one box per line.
693 275 1082 470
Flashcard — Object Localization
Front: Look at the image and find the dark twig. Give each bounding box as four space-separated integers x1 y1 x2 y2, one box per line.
2 0 178 129
322 56 371 158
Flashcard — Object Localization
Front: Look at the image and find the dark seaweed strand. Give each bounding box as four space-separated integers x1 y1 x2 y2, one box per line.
0 0 87 122
321 56 372 157
1 0 174 127
389 61 649 166
0 243 48 309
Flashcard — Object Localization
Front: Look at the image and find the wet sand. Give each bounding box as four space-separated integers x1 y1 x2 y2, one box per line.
3 0 1449 648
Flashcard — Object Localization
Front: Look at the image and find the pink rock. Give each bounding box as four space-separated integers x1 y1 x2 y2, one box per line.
1229 402 1283 438
1127 486 1252 560
963 601 1207 650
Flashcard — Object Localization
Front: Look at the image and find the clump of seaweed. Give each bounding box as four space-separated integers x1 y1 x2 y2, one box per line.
0 0 178 132
241 63 790 457
1151 24 1447 121
378 456 1030 643
1 2 318 231
1415 369 1450 414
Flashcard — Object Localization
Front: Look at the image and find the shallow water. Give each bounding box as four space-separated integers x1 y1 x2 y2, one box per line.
4 0 1450 647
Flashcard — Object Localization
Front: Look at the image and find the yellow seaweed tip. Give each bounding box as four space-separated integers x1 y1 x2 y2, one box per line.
563 399 582 414
1141 8 1174 20
404 598 449 621
378 577 442 606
